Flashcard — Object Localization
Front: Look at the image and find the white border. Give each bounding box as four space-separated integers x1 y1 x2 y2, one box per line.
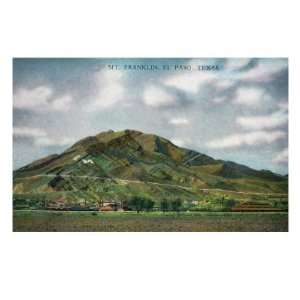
0 1 299 300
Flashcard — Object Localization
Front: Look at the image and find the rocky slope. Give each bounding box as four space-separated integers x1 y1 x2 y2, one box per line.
13 129 288 210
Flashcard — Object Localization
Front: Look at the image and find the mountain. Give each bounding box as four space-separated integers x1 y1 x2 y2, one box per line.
13 129 288 210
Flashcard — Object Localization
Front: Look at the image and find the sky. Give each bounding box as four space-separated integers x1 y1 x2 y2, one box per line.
13 58 288 174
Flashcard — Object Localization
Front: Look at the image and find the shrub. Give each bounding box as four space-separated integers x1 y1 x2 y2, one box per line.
144 198 155 212
160 199 169 212
129 196 145 213
171 199 182 213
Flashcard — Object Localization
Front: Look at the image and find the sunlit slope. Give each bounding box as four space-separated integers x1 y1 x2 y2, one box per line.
14 129 288 202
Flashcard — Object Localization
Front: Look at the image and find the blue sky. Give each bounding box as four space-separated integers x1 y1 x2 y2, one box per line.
13 58 288 174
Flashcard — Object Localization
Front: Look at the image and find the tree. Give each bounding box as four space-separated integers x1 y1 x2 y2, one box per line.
223 198 236 211
160 199 169 213
144 198 155 212
96 196 105 210
121 199 129 210
171 198 182 213
129 196 145 213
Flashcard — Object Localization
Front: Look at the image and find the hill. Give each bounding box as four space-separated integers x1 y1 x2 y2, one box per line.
13 129 288 211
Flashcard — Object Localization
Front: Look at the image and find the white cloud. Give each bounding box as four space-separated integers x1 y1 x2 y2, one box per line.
212 96 227 103
14 127 47 138
233 87 267 106
89 69 125 110
143 85 175 107
206 130 286 149
170 138 186 147
238 59 287 82
35 136 74 147
163 59 287 96
51 95 73 111
278 100 288 111
14 86 53 110
14 126 73 147
273 148 288 164
163 59 287 95
163 70 218 94
214 79 235 91
169 117 190 126
236 111 288 130
226 58 251 70
14 86 73 112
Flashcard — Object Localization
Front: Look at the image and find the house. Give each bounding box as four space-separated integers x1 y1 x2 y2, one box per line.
99 202 119 212
82 159 94 165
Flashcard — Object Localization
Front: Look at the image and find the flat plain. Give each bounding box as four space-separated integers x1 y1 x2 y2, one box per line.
13 210 288 232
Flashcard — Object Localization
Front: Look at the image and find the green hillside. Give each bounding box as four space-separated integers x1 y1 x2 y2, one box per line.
13 129 288 211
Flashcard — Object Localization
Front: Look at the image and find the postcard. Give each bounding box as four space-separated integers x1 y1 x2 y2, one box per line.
13 58 288 231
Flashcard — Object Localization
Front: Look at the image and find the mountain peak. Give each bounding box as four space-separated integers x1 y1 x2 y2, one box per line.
124 129 143 135
14 129 287 194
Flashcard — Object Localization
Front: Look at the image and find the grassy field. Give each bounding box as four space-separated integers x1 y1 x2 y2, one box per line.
13 210 288 232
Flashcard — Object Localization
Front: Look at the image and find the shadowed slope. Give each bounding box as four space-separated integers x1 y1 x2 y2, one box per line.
13 129 288 210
